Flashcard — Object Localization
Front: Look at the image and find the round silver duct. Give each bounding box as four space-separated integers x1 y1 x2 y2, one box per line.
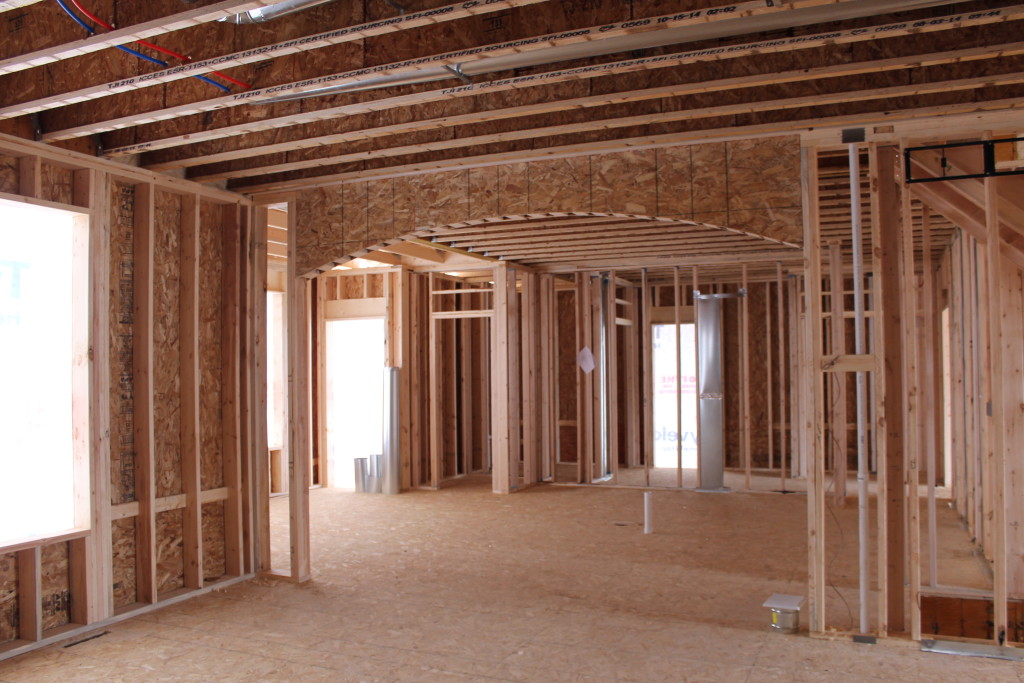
220 0 335 24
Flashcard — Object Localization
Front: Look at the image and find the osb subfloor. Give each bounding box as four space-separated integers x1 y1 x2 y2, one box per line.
2 478 1022 682
555 464 804 491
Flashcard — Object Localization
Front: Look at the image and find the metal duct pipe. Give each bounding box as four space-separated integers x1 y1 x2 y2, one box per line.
598 274 610 481
256 0 958 105
221 0 334 24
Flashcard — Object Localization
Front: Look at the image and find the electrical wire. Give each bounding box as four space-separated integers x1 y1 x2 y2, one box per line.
54 0 247 92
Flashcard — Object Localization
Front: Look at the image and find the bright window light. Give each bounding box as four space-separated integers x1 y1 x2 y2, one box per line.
652 323 698 468
326 318 385 489
266 290 286 449
0 200 88 546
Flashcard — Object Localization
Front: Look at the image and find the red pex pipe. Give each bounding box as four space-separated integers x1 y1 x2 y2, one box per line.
67 0 251 90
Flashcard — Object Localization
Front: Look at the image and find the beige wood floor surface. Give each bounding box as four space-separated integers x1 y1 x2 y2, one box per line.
1 478 1020 682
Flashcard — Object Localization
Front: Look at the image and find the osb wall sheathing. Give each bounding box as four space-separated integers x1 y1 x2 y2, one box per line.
156 510 184 595
199 201 225 492
110 182 136 505
721 283 774 468
199 201 227 581
155 199 188 600
1003 263 1024 595
342 276 366 300
201 502 226 582
469 316 488 471
367 274 385 298
0 553 16 643
0 135 244 642
723 284 741 468
111 518 136 608
557 290 578 463
745 283 771 464
327 272 387 300
39 542 69 632
39 163 73 206
410 272 432 485
109 182 139 610
154 190 183 499
0 155 18 194
293 137 802 275
395 171 471 235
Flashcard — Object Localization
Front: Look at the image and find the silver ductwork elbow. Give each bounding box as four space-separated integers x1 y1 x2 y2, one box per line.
220 0 334 24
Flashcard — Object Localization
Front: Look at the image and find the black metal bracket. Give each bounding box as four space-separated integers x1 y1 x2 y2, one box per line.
904 136 1024 184
443 64 472 85
29 112 42 141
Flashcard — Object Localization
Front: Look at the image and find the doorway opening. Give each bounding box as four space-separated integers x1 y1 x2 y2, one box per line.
651 323 698 471
325 318 386 489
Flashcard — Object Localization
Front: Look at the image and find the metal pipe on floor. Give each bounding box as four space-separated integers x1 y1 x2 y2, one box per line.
644 491 653 534
849 140 870 635
383 366 401 495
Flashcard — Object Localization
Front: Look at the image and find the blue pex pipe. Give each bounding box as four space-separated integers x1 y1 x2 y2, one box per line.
54 0 95 34
54 0 230 91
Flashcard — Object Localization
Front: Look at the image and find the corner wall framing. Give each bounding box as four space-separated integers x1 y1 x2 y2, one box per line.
801 136 1024 648
0 133 261 661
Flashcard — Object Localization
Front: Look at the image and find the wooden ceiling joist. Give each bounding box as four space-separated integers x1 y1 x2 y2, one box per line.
1 0 546 123
444 224 707 247
0 0 44 13
238 94 1024 195
368 213 800 274
436 213 799 250
1 0 1019 222
532 250 802 273
185 44 1024 183
305 211 799 276
380 241 448 263
465 232 758 255
512 241 787 261
140 13 1024 172
353 251 404 266
492 241 765 262
0 0 280 76
212 74 1024 184
434 223 658 245
426 216 648 239
95 24 1024 157
34 0 946 146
